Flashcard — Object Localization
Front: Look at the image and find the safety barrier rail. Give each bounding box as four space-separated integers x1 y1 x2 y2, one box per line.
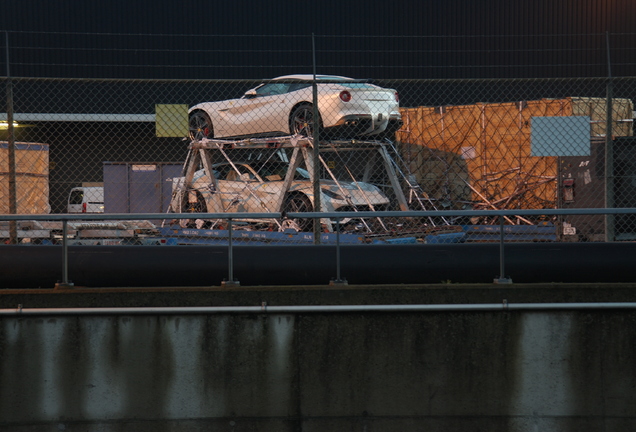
1 208 635 288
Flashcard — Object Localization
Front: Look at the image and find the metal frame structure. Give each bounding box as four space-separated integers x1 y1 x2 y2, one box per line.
169 135 449 235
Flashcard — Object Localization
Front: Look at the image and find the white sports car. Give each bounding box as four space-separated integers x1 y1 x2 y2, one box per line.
171 159 390 232
189 75 402 140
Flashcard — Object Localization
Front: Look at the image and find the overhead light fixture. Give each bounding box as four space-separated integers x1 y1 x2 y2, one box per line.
0 121 20 129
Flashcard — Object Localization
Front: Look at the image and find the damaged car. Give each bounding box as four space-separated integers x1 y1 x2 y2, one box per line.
170 159 390 232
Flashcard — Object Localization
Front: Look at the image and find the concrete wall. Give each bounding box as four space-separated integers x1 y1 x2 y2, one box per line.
1 309 636 431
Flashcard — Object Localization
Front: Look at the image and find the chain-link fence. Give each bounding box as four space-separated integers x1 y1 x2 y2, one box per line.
2 76 636 244
2 33 636 246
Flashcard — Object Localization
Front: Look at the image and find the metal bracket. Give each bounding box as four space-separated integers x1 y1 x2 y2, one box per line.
493 277 513 284
54 281 75 290
329 278 348 286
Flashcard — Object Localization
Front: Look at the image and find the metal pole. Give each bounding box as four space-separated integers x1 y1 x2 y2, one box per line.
5 31 17 244
605 31 615 242
228 218 233 281
54 219 74 289
222 217 240 287
311 33 321 244
330 218 347 286
494 215 512 284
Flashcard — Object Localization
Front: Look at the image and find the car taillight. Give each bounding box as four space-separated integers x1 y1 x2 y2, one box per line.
82 202 87 213
394 91 399 102
339 90 352 102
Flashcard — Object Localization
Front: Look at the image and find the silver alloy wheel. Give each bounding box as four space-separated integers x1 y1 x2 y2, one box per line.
290 104 319 137
189 111 214 140
283 193 314 232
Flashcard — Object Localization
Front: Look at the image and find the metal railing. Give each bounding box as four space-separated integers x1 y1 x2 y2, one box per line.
4 302 636 316
1 208 636 288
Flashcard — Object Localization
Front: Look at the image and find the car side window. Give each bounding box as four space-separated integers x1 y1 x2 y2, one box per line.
288 83 311 92
237 166 257 181
226 171 239 181
256 83 290 96
213 164 231 180
214 163 262 181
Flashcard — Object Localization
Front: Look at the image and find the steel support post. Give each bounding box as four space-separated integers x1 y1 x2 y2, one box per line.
222 217 240 287
330 218 347 286
54 219 74 289
494 215 512 284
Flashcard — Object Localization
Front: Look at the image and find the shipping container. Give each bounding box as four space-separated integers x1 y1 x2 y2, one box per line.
103 161 182 216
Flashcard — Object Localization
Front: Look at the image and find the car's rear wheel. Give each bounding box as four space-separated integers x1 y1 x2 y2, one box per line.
283 193 314 232
290 104 322 137
189 111 214 140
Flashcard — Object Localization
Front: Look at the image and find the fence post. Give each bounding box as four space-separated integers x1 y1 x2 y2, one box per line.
605 32 615 242
330 217 347 286
311 34 321 245
54 219 74 289
5 31 17 245
222 217 240 287
494 215 512 284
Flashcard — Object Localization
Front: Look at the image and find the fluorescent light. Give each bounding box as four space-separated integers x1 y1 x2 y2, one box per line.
0 121 19 129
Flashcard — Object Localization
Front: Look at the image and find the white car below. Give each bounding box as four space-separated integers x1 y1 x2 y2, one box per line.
171 160 390 232
189 75 402 140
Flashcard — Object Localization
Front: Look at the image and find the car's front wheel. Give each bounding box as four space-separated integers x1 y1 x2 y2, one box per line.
283 193 314 232
189 111 214 140
290 104 322 137
178 189 209 228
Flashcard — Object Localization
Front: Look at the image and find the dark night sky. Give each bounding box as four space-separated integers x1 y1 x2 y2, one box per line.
1 0 635 79
3 0 633 35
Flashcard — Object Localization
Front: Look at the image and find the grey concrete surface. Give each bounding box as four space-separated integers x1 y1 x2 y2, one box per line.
1 284 636 431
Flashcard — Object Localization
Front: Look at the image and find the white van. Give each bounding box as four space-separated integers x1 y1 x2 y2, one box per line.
67 186 104 213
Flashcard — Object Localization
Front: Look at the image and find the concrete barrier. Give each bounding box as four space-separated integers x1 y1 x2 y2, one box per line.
1 305 636 431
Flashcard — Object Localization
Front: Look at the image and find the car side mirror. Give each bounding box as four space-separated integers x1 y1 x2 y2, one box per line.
244 89 258 98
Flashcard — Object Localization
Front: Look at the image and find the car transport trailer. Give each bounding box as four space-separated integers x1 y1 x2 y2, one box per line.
0 220 174 246
166 135 455 238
